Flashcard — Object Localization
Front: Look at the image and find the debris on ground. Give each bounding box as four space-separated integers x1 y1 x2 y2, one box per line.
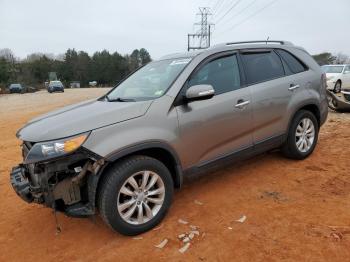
133 236 143 240
194 200 204 205
191 230 200 236
235 215 247 223
177 224 202 253
179 243 191 254
155 238 168 249
189 225 198 230
261 191 288 202
306 224 350 242
178 233 186 238
228 227 233 230
182 237 190 243
178 218 189 225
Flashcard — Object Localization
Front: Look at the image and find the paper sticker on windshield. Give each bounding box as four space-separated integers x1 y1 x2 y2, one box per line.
170 58 191 66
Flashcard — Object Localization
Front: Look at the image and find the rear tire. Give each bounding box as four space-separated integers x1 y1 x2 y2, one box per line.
282 110 319 160
98 156 174 235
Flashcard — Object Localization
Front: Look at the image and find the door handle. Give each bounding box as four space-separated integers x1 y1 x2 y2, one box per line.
288 84 300 91
235 100 250 108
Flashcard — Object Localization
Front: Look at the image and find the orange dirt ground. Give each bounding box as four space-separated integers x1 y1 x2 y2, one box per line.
1 89 350 261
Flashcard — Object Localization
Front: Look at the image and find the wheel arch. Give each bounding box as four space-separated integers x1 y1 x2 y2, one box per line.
287 103 321 135
89 142 183 211
98 140 182 189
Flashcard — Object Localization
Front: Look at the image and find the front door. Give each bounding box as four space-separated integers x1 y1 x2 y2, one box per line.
175 53 253 168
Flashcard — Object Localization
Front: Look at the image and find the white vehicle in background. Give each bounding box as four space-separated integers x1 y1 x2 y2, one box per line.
322 64 350 93
89 81 97 87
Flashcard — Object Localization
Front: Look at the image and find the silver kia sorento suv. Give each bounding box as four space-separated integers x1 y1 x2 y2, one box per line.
10 40 328 235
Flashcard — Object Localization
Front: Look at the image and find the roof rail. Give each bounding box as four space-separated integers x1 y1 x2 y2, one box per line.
226 40 293 46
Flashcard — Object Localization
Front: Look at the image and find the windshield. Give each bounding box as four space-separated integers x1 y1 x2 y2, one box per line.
49 81 63 87
322 66 344 74
106 58 191 101
10 84 21 88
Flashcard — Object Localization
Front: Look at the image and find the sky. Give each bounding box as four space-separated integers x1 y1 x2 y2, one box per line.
0 0 349 60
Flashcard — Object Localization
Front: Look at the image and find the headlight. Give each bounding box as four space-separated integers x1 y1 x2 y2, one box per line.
24 133 89 164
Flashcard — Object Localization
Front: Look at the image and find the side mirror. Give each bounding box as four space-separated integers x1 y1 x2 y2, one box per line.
185 84 215 102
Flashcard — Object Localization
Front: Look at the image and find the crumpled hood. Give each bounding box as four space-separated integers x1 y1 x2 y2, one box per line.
17 99 153 142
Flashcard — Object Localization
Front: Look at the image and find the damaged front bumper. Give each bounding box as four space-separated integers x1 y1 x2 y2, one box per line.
10 166 33 203
10 145 105 217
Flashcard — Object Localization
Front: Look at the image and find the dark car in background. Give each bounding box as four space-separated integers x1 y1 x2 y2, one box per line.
48 81 64 93
9 83 25 93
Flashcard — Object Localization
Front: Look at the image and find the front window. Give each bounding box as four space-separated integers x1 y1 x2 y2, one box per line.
106 58 191 101
49 81 63 87
322 66 344 74
187 54 241 95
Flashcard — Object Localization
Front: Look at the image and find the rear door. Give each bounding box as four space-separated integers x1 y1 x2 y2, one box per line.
175 53 253 168
240 48 308 144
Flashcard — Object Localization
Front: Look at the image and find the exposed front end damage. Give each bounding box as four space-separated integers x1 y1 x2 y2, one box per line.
10 142 105 217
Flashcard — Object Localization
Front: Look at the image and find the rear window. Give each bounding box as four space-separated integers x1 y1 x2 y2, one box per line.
241 51 284 84
276 49 307 74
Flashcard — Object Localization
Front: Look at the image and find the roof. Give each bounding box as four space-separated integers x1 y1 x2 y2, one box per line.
159 40 301 61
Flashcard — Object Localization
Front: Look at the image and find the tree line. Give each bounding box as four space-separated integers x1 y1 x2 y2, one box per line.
312 52 350 66
1 47 349 90
0 48 151 89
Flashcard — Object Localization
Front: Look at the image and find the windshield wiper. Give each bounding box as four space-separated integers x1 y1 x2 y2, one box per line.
106 96 136 102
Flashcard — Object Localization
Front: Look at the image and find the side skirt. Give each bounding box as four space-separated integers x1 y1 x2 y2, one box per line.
183 134 285 178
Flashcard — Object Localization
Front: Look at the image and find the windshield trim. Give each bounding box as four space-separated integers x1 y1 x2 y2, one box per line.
100 57 193 102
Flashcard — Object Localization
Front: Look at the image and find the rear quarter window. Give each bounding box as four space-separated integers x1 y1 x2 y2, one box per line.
275 49 307 74
241 51 285 85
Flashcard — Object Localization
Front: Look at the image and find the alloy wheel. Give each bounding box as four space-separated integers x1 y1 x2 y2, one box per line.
117 171 165 225
295 118 315 153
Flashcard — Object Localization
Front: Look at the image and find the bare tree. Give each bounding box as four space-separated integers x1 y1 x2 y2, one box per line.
334 52 349 64
0 48 16 63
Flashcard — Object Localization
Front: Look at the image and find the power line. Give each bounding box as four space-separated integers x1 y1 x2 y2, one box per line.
212 0 225 13
216 0 279 36
217 0 259 25
187 7 214 51
212 0 229 18
215 0 243 24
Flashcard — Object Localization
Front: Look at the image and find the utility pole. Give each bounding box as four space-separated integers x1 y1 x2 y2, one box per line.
187 7 214 51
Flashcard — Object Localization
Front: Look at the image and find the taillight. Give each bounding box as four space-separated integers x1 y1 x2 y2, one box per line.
321 73 327 89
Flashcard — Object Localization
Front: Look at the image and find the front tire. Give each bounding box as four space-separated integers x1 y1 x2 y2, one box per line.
98 156 174 235
334 81 342 93
282 110 319 160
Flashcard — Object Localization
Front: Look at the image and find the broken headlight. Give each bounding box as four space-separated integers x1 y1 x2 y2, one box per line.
24 133 89 164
